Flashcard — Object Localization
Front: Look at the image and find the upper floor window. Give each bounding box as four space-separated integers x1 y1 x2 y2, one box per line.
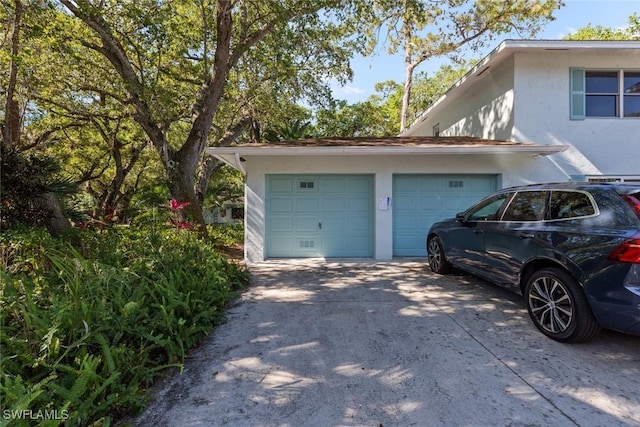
570 68 640 119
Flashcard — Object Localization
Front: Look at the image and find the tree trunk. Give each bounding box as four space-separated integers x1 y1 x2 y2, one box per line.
36 192 71 237
168 163 209 237
400 19 414 133
196 155 223 205
3 0 24 147
400 63 413 133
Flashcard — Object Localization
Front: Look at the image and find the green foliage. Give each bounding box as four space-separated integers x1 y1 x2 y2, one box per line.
204 165 245 209
347 0 562 130
407 62 474 124
208 223 245 248
0 224 249 425
264 118 315 141
314 98 399 137
0 144 78 231
564 12 640 40
312 61 472 137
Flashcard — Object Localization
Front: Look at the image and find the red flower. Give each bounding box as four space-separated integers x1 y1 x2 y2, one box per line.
169 199 191 211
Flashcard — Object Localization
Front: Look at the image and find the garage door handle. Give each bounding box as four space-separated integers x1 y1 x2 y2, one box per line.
318 222 322 230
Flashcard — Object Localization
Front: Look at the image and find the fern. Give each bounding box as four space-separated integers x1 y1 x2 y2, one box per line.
1 223 249 424
0 375 56 427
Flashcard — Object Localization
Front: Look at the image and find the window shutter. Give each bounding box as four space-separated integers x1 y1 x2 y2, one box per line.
570 68 585 120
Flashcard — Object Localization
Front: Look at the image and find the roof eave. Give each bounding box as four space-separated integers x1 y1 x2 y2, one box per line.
206 145 566 156
207 144 568 172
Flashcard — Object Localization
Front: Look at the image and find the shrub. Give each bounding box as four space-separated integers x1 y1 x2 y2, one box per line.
0 224 248 425
0 145 78 233
209 223 244 248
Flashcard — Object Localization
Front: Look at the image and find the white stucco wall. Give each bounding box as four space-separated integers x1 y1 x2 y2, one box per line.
410 56 516 140
446 56 516 141
243 152 566 262
408 49 640 177
512 51 640 176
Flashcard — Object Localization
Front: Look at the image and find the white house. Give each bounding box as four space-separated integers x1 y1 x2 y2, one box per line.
207 40 640 263
204 202 244 225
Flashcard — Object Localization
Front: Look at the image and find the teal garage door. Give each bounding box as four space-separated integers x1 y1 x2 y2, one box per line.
393 174 498 256
266 175 374 258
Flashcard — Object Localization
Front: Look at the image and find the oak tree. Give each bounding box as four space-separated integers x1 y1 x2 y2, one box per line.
58 0 358 234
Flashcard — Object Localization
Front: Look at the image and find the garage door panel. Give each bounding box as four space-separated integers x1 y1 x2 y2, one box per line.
419 195 444 210
295 218 320 232
270 238 294 253
270 218 293 232
395 177 418 192
393 174 497 256
347 236 371 251
394 196 417 210
419 179 442 191
347 197 371 212
323 178 346 193
394 235 416 251
295 178 318 193
270 198 293 212
323 236 344 252
267 174 373 258
468 179 497 192
322 217 344 232
445 196 472 211
297 237 320 251
321 197 346 212
394 214 418 229
346 216 370 231
296 198 319 212
347 177 371 191
269 178 294 192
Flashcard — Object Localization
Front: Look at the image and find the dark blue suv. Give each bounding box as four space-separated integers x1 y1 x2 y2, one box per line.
426 182 640 342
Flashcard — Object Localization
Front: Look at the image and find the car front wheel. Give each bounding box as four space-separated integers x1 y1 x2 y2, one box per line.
525 267 600 343
427 236 452 274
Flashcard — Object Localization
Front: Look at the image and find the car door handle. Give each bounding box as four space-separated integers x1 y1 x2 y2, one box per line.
519 232 535 239
473 230 483 234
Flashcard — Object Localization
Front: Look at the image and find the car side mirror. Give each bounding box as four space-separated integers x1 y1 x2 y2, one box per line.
456 212 466 222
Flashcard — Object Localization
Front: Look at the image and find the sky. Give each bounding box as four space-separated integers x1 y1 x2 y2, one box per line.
331 0 640 103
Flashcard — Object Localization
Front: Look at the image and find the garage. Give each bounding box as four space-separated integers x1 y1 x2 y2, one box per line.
393 174 498 256
207 136 567 262
266 174 374 258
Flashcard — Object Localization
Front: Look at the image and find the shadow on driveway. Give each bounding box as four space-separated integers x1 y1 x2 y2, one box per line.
136 259 640 426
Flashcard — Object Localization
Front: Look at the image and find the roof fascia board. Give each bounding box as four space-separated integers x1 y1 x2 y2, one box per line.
206 144 567 157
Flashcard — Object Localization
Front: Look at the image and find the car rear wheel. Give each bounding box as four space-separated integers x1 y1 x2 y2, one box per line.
427 236 452 274
525 268 600 343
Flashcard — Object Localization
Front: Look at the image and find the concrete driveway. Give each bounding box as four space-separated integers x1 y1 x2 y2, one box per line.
136 260 640 426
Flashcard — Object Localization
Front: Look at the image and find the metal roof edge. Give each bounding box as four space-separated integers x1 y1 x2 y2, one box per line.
206 144 568 157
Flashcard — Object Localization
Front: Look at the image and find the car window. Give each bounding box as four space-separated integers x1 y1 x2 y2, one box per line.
549 191 596 220
466 193 512 221
501 191 547 222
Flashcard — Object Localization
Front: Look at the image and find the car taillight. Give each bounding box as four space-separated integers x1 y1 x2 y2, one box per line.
622 194 640 220
608 235 640 263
